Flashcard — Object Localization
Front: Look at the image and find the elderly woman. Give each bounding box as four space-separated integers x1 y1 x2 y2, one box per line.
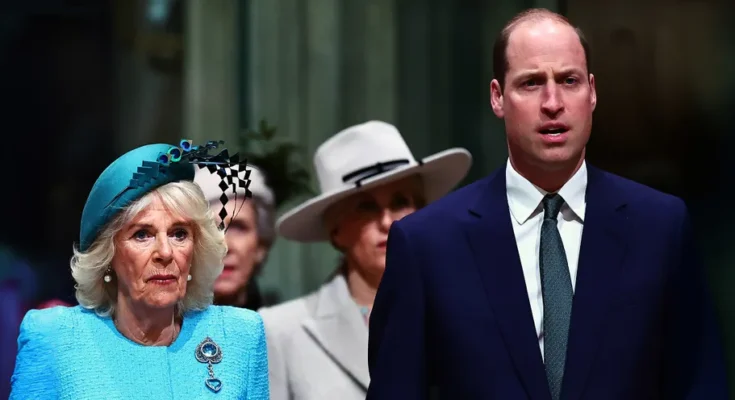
10 141 269 399
259 121 472 399
194 165 276 310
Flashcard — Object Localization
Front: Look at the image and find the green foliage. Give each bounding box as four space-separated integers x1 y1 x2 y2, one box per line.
238 120 314 209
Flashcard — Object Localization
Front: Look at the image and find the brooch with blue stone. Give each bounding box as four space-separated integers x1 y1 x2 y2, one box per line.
196 337 223 392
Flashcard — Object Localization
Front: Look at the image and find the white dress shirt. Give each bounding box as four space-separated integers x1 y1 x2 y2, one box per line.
505 159 587 359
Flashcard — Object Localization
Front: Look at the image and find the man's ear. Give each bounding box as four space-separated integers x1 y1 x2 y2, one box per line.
490 79 505 118
588 73 597 112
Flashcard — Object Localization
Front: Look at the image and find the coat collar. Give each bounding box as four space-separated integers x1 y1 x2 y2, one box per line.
506 159 588 224
465 164 629 400
301 274 370 390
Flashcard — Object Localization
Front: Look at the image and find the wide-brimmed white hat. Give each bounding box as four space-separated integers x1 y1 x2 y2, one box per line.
277 120 472 242
194 163 275 207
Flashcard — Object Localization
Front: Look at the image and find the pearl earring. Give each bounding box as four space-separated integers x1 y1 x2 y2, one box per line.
187 274 192 282
103 267 112 283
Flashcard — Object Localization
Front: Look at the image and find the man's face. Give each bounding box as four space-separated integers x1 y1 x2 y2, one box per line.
490 19 597 172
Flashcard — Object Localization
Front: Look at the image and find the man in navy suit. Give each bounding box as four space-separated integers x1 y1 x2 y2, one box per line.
366 8 728 400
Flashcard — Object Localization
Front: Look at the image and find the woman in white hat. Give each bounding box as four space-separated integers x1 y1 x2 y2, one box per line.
259 120 472 400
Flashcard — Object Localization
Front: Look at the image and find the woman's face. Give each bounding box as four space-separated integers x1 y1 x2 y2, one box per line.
331 178 419 281
212 200 265 299
112 195 195 311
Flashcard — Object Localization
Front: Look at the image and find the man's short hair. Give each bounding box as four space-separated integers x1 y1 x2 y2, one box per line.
492 8 592 89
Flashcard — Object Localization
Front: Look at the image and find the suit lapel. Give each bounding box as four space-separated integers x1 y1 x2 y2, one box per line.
465 170 552 400
562 166 628 400
301 275 370 390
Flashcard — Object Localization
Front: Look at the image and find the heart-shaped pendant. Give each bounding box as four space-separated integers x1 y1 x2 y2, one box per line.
206 377 223 393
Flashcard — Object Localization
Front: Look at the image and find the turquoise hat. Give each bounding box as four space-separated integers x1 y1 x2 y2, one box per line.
79 140 253 252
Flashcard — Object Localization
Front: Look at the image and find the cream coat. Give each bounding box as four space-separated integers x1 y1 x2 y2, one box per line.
259 275 369 400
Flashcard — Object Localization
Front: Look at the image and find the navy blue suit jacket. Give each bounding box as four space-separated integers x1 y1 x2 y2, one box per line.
366 165 728 400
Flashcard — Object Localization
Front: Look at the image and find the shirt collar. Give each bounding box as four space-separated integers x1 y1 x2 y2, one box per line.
505 159 587 224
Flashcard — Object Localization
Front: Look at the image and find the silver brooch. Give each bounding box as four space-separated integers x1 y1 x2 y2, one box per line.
196 336 223 392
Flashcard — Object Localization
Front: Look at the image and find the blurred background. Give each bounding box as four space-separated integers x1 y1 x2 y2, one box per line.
1 0 734 392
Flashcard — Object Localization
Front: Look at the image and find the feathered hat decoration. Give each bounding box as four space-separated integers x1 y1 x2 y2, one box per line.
152 139 253 230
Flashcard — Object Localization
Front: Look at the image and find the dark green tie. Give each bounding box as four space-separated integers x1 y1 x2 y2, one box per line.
540 194 573 400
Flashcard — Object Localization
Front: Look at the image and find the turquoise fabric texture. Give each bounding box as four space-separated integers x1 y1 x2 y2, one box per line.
78 143 195 252
10 305 270 399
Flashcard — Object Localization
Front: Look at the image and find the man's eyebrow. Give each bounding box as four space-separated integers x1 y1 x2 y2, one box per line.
554 67 584 76
511 67 584 83
510 70 544 83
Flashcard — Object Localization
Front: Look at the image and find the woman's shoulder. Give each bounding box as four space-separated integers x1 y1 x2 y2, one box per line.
19 305 90 337
258 294 311 320
15 305 100 366
257 290 319 338
198 305 265 340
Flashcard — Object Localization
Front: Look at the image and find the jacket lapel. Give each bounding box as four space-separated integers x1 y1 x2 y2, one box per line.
301 275 370 391
465 169 552 400
562 166 628 400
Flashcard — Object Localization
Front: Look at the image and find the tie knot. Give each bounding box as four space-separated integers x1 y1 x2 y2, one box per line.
542 194 564 220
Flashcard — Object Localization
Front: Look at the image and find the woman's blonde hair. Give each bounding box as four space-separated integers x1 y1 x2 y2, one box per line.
71 181 227 317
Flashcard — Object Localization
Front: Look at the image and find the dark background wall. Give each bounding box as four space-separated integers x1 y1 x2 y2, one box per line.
0 0 733 390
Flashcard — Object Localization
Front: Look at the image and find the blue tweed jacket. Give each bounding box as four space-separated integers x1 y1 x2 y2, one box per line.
10 305 269 399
